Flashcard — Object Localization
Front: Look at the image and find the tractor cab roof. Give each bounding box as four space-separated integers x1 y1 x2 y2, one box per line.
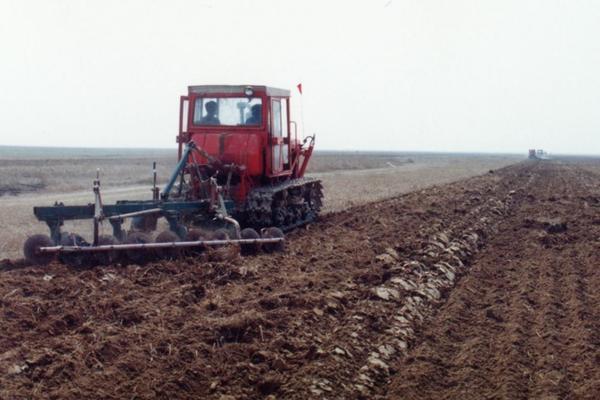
188 85 290 97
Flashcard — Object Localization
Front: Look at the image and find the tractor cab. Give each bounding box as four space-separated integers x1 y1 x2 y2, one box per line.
178 85 296 178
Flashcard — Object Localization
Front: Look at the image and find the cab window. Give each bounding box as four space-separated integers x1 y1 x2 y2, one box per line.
272 100 282 137
193 97 263 126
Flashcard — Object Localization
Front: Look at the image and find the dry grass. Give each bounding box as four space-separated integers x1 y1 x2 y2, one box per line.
0 156 176 196
0 148 521 259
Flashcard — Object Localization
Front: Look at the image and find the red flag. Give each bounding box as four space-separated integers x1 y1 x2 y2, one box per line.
297 83 302 94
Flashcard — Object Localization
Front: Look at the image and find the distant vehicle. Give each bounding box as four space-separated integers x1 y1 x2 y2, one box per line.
528 149 550 160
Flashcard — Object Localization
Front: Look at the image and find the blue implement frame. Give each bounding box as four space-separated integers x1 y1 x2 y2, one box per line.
32 142 227 244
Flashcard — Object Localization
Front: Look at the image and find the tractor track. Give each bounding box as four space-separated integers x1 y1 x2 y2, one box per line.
1 160 599 399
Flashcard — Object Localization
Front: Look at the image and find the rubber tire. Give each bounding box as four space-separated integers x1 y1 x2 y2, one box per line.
23 234 54 265
261 227 285 253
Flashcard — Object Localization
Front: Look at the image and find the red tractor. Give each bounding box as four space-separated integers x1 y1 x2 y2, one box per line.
173 85 322 231
23 85 323 265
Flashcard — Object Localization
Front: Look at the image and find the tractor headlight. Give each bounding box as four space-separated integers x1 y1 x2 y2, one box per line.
244 86 254 97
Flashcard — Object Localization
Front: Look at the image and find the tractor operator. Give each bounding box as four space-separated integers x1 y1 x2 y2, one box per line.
200 101 220 125
245 104 262 125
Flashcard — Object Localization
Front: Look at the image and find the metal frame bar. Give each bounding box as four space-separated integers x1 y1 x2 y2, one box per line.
161 142 195 200
37 237 283 254
34 201 209 221
108 208 162 221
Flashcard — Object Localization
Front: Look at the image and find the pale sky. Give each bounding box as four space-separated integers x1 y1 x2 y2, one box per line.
1 0 599 154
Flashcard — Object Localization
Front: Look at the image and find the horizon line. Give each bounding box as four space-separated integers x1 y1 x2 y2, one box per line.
0 143 599 157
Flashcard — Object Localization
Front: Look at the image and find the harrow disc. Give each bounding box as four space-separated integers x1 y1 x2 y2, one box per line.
93 235 121 265
209 228 240 261
154 230 181 259
124 232 154 264
211 228 230 241
240 228 261 255
186 229 211 255
23 234 54 265
59 233 92 267
261 227 285 253
209 229 232 252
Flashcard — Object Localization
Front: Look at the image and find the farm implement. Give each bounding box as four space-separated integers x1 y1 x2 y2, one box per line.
24 85 323 265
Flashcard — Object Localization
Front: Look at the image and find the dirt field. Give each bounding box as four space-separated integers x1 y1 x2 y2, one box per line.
0 158 598 399
0 152 518 259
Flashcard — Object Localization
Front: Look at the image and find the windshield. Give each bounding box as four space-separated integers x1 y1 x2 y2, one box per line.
193 97 263 126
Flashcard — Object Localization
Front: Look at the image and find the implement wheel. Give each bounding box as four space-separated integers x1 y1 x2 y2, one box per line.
261 227 285 253
23 234 54 265
240 228 261 255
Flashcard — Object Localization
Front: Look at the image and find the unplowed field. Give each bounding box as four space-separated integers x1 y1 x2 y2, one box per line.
1 160 599 399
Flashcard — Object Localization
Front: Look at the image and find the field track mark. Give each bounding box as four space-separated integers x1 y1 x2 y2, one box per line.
490 254 537 400
524 165 600 399
383 205 538 399
386 162 600 399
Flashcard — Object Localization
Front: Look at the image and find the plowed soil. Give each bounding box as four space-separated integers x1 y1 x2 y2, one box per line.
1 160 599 399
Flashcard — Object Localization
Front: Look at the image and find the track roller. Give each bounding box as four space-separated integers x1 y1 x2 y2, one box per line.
23 234 54 265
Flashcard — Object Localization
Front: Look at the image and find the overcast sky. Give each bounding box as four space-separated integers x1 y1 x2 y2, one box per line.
1 0 599 154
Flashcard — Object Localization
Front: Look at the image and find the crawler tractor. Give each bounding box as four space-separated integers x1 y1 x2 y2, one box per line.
24 85 323 265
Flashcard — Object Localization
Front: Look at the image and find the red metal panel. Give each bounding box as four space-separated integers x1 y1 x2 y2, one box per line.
188 132 264 176
182 86 297 183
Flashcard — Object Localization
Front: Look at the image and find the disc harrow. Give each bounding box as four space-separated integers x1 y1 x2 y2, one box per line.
22 142 291 266
24 229 284 266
